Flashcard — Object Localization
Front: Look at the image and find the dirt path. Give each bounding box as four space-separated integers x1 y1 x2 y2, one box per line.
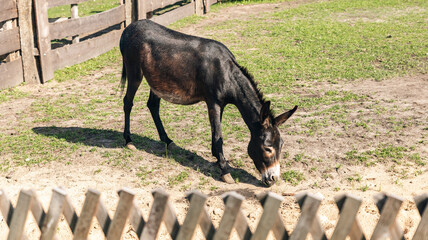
1 1 427 239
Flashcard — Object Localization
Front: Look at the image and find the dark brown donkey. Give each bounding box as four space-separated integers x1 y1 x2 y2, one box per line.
120 20 297 186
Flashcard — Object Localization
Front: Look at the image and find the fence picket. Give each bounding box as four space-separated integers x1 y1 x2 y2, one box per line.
96 198 112 235
140 188 170 240
371 193 404 240
271 213 288 240
176 191 208 240
331 194 364 240
252 192 284 240
7 190 33 240
413 193 428 240
62 193 79 233
0 188 427 240
28 189 46 230
234 210 252 240
213 192 245 240
289 193 323 240
40 188 66 240
106 188 135 240
198 205 216 240
0 189 14 226
73 189 101 239
163 201 180 238
129 201 146 237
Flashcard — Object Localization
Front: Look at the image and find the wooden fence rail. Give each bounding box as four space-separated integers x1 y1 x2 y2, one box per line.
0 0 218 89
0 188 427 239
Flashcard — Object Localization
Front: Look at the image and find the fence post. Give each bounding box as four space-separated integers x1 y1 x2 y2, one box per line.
124 0 132 26
413 193 428 240
137 0 146 19
195 0 204 16
16 0 40 84
33 0 54 83
203 0 209 13
71 4 79 43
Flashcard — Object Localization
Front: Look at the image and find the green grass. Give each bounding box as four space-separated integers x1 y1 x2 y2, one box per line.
206 0 427 84
53 48 121 83
48 0 120 18
0 89 29 103
282 170 305 186
168 170 190 186
345 145 425 166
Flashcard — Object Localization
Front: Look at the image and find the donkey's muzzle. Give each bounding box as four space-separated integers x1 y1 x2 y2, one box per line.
262 163 280 186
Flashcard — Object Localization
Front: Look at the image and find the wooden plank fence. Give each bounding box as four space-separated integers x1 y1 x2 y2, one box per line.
0 188 427 239
0 0 218 89
0 0 39 89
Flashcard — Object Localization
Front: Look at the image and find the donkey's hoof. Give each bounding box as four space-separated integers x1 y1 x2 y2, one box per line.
126 142 137 151
167 142 180 152
221 173 235 184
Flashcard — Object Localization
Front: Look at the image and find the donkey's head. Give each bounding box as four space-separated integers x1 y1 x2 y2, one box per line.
248 102 297 186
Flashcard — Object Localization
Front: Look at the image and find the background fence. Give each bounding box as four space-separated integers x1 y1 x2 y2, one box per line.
0 188 427 239
0 0 218 89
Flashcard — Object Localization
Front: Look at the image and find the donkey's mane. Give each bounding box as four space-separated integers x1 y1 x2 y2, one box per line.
236 64 275 120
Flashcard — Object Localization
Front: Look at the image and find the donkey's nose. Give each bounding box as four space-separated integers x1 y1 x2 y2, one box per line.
264 175 278 186
271 175 278 182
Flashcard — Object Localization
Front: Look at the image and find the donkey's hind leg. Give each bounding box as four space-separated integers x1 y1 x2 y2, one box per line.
123 64 142 149
147 90 174 148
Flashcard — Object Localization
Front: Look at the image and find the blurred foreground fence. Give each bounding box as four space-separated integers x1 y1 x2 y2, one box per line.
0 188 428 239
0 0 217 89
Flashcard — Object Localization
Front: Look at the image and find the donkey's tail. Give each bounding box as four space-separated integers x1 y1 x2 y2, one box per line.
120 60 127 96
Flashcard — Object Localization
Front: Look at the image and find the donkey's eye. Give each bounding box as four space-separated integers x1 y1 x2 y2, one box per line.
264 146 274 153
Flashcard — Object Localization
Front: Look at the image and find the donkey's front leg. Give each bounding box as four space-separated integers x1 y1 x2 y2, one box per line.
207 102 234 184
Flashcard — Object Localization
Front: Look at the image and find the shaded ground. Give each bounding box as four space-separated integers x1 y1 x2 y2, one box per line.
0 1 427 239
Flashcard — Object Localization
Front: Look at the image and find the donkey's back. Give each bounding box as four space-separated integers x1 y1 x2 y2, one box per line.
120 19 236 105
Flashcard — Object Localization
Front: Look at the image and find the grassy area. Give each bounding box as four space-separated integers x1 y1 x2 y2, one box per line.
205 0 427 85
48 0 120 18
1 0 427 189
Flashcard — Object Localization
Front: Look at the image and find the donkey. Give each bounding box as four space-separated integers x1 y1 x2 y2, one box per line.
120 20 297 186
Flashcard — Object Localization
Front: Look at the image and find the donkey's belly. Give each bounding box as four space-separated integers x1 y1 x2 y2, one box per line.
150 86 202 105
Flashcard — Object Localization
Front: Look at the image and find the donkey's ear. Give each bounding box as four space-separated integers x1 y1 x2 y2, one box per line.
260 101 271 127
275 106 298 126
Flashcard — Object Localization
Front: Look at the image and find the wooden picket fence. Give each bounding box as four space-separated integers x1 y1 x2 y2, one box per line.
0 188 427 239
0 0 218 89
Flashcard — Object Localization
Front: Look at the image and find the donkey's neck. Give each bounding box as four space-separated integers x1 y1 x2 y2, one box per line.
232 75 263 133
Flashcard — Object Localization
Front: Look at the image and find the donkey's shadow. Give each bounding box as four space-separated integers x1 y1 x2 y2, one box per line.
32 126 262 186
